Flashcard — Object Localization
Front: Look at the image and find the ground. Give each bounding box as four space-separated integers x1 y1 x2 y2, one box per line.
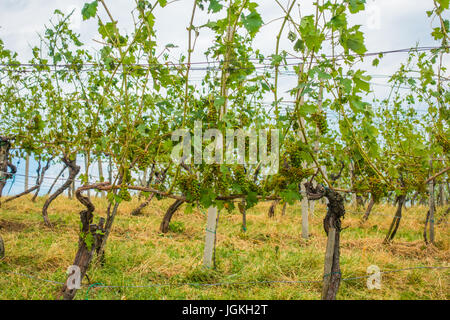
0 195 448 300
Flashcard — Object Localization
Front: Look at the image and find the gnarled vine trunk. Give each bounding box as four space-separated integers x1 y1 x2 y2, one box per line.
31 159 52 202
46 164 68 196
0 234 4 259
0 137 12 198
268 199 279 218
159 199 185 233
383 195 406 244
130 165 167 216
238 200 247 231
361 197 375 223
304 182 345 300
42 157 80 227
356 195 364 209
3 160 51 206
423 210 431 244
60 185 105 300
131 193 155 216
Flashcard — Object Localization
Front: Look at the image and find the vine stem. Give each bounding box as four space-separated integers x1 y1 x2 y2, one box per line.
274 0 297 120
424 167 449 185
168 0 197 194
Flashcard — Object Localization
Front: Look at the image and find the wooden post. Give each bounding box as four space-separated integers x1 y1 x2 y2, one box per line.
301 182 309 239
321 165 328 205
139 168 148 200
25 154 29 191
238 200 247 231
350 163 357 207
142 169 147 187
203 206 218 268
322 226 336 298
308 200 315 216
84 153 90 198
304 182 344 300
428 160 435 244
71 178 76 199
97 156 104 198
447 182 449 205
108 156 113 183
438 183 444 207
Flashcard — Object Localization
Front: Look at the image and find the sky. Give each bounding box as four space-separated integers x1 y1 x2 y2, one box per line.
0 0 448 195
0 0 445 76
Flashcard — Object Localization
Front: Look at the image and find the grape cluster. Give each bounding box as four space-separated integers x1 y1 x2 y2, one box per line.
266 130 272 152
280 166 314 184
217 168 232 195
368 176 387 202
207 102 218 125
178 174 201 201
239 113 250 127
86 126 101 139
118 187 132 202
120 167 133 184
436 132 449 153
26 115 43 133
133 146 152 170
200 164 231 196
283 140 306 167
310 111 328 135
353 179 370 195
231 165 262 194
404 171 428 194
265 174 288 193
233 165 248 190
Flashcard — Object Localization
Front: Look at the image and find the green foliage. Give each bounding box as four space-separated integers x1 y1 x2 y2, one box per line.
241 11 263 35
168 221 185 234
0 0 447 223
82 1 98 20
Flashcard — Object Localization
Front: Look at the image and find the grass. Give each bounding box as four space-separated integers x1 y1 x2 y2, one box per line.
0 195 448 300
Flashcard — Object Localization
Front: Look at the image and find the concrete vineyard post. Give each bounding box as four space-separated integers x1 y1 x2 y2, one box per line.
25 154 29 191
98 157 104 198
428 160 435 244
301 181 309 239
203 206 218 268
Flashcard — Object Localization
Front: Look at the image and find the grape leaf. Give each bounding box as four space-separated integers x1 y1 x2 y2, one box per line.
81 1 98 21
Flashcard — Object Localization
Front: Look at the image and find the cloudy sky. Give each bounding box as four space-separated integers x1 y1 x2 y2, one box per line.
0 0 448 195
0 1 447 107
0 1 445 70
0 0 447 97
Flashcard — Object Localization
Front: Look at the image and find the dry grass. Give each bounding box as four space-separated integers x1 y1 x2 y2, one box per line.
0 195 448 300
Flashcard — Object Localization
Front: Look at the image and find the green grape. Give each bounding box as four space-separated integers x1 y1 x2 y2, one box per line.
207 101 218 125
436 132 449 153
119 187 132 202
178 174 201 201
311 111 328 135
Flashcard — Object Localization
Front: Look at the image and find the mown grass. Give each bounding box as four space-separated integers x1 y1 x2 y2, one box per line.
0 195 448 300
